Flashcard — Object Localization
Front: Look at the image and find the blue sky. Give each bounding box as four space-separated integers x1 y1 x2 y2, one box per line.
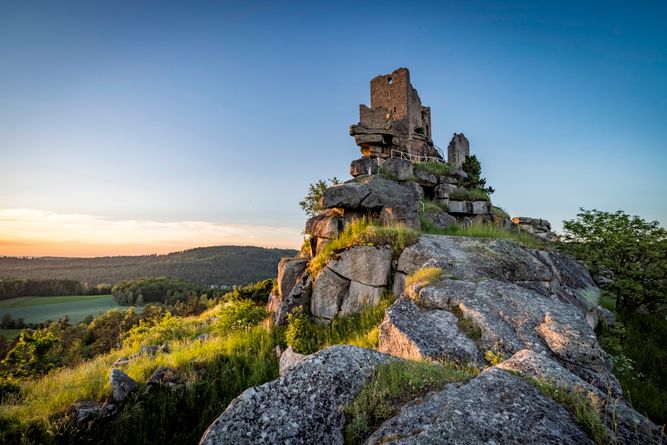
1 0 665 255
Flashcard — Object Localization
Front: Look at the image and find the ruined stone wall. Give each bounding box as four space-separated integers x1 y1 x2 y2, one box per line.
448 133 470 170
370 68 410 125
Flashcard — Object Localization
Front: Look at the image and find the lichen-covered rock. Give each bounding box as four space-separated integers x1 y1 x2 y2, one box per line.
199 345 393 445
397 235 600 325
328 246 392 287
382 157 413 181
340 281 383 315
109 368 137 403
498 350 665 444
321 176 420 229
272 271 312 326
311 267 350 320
378 297 483 365
277 258 308 299
72 401 117 423
410 278 618 394
421 209 456 230
366 368 593 445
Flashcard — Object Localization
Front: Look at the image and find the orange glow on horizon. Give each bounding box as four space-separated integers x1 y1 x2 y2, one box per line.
0 209 302 257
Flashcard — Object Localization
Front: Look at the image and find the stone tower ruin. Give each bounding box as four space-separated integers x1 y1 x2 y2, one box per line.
350 67 442 160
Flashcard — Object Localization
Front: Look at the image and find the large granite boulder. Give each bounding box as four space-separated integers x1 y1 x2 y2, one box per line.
320 176 420 229
379 297 484 365
271 258 312 326
304 214 341 240
366 367 593 445
498 350 665 444
328 246 392 287
277 258 308 301
311 267 350 320
199 345 393 445
397 235 601 325
340 281 384 315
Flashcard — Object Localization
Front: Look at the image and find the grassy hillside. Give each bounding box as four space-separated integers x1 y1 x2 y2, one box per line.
0 245 297 286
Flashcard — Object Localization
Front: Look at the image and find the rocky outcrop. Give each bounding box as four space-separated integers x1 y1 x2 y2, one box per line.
109 368 137 403
498 349 665 444
379 235 620 396
311 267 350 319
199 345 393 445
512 216 558 241
379 297 484 365
309 246 392 321
366 367 593 445
328 246 392 287
396 235 600 324
270 258 312 326
320 176 420 229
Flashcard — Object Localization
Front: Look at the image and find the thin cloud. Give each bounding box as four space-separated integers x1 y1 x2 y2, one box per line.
0 209 302 257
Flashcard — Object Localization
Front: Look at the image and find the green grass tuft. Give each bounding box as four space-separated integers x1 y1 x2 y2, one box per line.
404 267 444 290
449 189 490 202
422 222 546 249
491 206 510 220
309 218 420 277
286 296 393 355
519 375 610 445
413 162 450 177
344 360 476 444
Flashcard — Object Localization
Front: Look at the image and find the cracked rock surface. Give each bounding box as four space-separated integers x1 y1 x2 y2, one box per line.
199 345 393 445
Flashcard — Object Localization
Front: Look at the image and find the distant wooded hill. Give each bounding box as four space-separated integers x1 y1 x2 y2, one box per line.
0 246 297 286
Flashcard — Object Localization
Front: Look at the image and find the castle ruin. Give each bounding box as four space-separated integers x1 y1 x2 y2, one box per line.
350 67 442 161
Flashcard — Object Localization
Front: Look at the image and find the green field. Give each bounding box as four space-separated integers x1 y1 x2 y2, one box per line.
0 295 126 325
0 329 22 340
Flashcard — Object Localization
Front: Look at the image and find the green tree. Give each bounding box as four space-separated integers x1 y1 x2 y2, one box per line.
0 330 60 378
459 155 494 194
299 177 341 217
562 208 666 314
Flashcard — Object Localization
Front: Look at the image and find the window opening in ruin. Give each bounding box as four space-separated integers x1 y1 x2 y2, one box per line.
387 77 393 85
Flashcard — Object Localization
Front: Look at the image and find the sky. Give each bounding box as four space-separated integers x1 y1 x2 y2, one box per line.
0 0 665 257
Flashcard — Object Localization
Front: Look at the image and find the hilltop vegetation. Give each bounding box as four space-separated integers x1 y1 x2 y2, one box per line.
0 245 297 286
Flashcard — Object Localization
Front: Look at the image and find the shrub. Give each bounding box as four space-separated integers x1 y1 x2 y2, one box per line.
299 178 341 217
449 189 490 202
285 297 393 354
215 300 267 335
344 360 476 444
285 308 320 355
222 279 275 304
413 161 450 177
459 155 494 194
484 350 504 365
309 218 419 277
